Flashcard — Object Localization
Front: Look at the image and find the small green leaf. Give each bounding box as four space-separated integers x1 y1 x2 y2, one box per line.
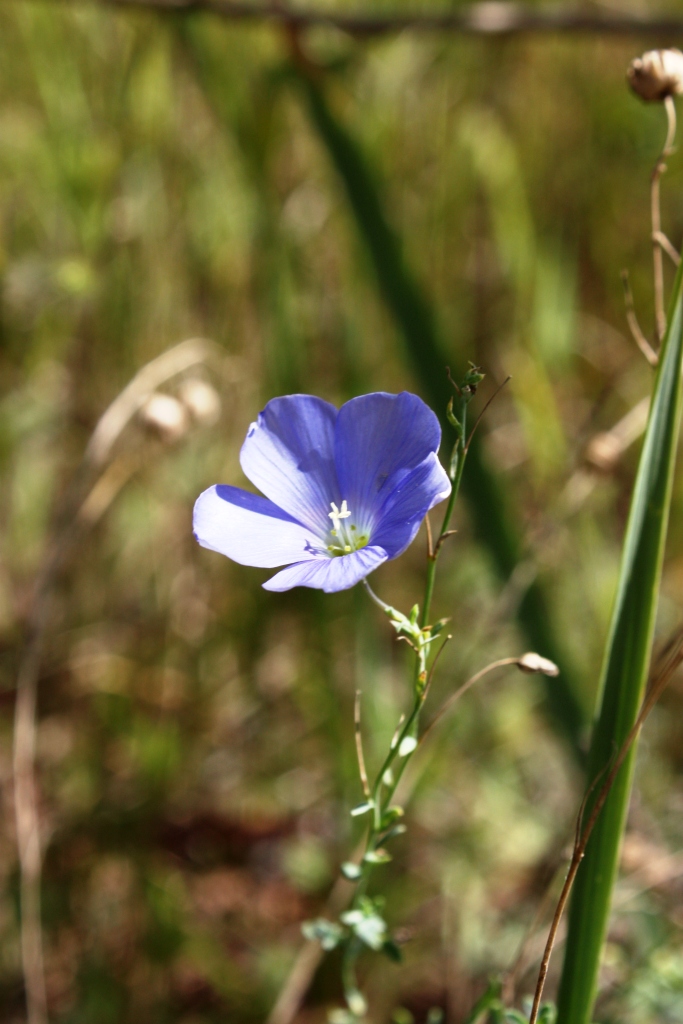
350 800 374 817
301 918 344 951
398 735 418 757
353 912 386 950
381 823 407 843
364 848 392 864
340 910 363 926
503 1012 527 1024
380 806 404 829
446 397 463 435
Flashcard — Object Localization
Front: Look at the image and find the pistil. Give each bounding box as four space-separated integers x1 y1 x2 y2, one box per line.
327 501 369 556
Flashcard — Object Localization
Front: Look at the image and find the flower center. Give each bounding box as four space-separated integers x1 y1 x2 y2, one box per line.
326 500 369 557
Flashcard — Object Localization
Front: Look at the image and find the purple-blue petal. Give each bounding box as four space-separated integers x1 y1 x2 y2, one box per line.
262 545 388 593
193 484 321 568
239 395 340 536
334 392 442 521
371 452 451 558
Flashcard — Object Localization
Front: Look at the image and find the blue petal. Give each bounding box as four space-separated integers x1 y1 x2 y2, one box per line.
240 395 340 536
193 485 321 568
371 453 451 558
263 545 388 593
334 392 442 520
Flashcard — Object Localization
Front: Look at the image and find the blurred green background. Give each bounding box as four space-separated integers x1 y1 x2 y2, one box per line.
2 2 683 1021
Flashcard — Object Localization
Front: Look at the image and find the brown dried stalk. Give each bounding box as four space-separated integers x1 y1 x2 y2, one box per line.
527 626 683 1024
652 95 678 343
13 339 212 1024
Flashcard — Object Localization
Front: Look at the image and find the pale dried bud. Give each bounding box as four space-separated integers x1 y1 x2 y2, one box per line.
516 652 560 677
178 378 221 426
139 393 189 443
628 49 683 102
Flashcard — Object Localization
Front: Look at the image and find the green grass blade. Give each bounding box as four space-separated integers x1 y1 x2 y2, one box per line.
556 257 683 1024
296 71 586 753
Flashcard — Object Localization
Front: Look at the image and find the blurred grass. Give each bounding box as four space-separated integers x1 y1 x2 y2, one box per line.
0 4 683 1023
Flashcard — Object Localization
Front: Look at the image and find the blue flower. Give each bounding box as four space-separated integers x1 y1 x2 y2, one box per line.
193 391 451 593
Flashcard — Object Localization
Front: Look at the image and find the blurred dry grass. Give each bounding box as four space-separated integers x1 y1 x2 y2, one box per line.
1 3 683 1021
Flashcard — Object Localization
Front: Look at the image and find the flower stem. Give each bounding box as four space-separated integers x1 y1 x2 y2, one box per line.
421 400 468 629
340 401 475 1017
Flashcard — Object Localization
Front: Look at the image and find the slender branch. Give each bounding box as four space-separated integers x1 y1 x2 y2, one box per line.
354 691 371 799
16 0 683 37
652 95 677 344
419 657 519 745
433 529 458 557
584 396 650 473
362 578 392 614
653 230 681 267
527 627 683 1024
423 633 452 699
463 375 512 455
621 270 659 367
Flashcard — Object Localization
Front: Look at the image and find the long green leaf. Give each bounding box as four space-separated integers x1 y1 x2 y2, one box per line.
296 71 586 754
556 258 683 1023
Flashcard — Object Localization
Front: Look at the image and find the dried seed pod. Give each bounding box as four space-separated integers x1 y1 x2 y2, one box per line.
139 392 189 443
178 378 221 426
628 49 683 102
516 652 560 677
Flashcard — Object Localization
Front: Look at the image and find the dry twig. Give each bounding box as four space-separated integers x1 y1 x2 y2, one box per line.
21 0 683 37
652 95 678 343
527 626 683 1024
12 338 214 1024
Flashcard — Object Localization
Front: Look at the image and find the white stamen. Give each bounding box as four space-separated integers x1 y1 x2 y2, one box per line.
329 500 352 532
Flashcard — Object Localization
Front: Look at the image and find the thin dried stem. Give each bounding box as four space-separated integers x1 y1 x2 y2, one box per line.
420 657 519 745
652 95 677 344
621 270 659 367
425 512 434 559
362 578 392 614
24 0 683 37
354 691 371 799
422 634 453 700
653 230 681 266
585 396 650 472
12 339 212 1024
464 376 511 454
433 529 458 557
527 627 683 1024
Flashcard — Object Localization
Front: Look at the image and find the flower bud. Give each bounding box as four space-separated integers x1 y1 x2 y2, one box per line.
516 652 560 677
139 392 189 443
628 49 683 102
178 378 221 426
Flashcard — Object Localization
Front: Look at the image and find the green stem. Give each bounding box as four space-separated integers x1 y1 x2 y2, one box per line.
555 248 683 1023
422 402 467 629
342 426 470 1013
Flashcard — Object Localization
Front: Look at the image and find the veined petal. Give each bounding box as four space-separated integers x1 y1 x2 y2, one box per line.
263 545 388 593
193 485 320 568
334 392 442 520
371 452 451 558
240 395 339 535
